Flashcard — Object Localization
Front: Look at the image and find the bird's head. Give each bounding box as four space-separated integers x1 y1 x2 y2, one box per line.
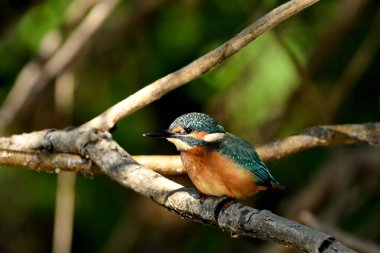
143 112 226 151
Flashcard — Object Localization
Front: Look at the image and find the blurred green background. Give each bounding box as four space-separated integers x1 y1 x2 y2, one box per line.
0 0 379 252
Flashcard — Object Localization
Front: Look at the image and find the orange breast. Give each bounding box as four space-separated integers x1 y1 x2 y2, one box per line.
181 148 267 198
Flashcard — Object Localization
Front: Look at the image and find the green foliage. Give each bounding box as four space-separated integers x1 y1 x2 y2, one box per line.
155 6 201 59
18 3 63 51
204 32 300 135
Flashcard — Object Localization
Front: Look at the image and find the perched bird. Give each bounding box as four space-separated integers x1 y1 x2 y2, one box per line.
143 112 283 199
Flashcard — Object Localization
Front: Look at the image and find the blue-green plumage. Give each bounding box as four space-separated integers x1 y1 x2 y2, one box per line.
214 133 281 188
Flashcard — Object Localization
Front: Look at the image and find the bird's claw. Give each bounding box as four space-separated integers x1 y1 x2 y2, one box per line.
198 193 209 203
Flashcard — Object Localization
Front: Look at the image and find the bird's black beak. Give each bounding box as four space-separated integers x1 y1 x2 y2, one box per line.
143 129 178 138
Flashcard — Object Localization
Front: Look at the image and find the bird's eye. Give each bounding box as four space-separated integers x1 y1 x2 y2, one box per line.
184 127 193 134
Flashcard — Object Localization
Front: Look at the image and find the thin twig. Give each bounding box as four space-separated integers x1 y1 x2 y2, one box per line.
0 149 99 174
133 155 184 174
258 123 380 161
82 0 320 131
0 149 181 175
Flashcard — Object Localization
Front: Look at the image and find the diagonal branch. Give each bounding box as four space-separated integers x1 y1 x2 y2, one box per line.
80 130 357 253
82 0 320 131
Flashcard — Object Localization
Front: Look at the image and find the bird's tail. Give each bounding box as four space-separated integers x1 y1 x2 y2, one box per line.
270 180 285 190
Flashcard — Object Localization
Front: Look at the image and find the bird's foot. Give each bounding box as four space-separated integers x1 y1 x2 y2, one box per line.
219 196 235 211
196 193 235 212
214 196 235 220
197 193 209 203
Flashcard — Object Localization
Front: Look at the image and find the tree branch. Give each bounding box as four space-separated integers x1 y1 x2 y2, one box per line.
258 123 380 161
0 128 355 252
82 0 320 131
1 122 378 175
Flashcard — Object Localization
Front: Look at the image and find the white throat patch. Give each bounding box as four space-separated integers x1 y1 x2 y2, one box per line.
167 138 191 151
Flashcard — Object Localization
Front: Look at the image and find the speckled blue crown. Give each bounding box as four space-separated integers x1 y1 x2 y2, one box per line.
169 112 225 133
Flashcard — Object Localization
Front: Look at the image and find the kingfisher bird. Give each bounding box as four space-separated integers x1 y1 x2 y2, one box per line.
143 112 283 199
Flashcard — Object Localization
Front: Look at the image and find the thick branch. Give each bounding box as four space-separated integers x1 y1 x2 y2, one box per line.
0 125 361 251
83 0 319 131
81 130 356 253
0 127 362 252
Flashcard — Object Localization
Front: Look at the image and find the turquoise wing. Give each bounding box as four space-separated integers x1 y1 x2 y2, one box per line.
217 133 281 188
